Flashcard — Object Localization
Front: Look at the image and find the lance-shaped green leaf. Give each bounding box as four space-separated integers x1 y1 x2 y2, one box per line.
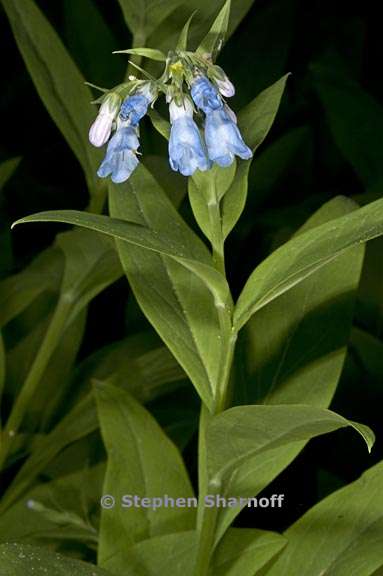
0 543 112 576
202 197 367 542
206 404 373 486
221 74 289 238
197 0 231 59
13 180 232 409
176 11 197 50
243 196 364 408
238 73 290 152
211 528 286 576
114 47 167 61
234 197 383 331
1 0 103 202
267 460 383 576
95 384 195 573
12 211 230 314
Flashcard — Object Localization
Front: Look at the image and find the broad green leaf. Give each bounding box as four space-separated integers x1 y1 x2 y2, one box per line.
222 75 289 237
114 47 166 61
0 543 112 576
243 196 364 407
12 172 232 409
206 404 373 485
95 384 195 572
1 0 103 205
108 175 230 411
0 157 21 191
267 460 383 576
211 528 286 576
197 0 231 59
312 58 383 187
13 210 230 316
234 197 383 331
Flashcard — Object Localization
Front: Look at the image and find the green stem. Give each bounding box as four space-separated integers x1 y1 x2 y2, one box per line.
0 297 72 471
194 179 237 575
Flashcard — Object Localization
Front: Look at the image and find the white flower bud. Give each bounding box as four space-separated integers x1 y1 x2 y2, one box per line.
89 92 121 147
211 66 235 97
216 77 235 98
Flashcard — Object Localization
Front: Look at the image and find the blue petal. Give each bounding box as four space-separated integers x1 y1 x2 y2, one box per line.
168 117 210 176
97 126 140 183
191 77 223 114
111 150 139 183
205 109 252 165
119 94 150 125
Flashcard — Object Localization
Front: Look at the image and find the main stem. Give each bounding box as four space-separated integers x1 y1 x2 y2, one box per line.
0 297 71 471
194 181 237 575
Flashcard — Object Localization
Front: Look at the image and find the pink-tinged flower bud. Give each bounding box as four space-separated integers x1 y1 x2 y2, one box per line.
216 76 235 98
89 92 121 147
211 66 236 98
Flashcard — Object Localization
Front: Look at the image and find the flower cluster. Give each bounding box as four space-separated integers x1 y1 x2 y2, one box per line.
88 53 252 183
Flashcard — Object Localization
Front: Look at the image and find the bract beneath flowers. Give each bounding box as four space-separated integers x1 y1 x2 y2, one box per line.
88 47 253 183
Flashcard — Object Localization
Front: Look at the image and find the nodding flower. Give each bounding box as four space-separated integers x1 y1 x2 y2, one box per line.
204 107 252 167
190 77 223 114
89 92 121 147
168 98 210 177
119 83 155 126
97 123 140 184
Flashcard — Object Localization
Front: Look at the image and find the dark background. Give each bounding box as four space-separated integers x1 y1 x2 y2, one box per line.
1 0 382 533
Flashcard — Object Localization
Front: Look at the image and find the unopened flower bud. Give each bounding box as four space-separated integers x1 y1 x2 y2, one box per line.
211 66 235 98
89 92 122 147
